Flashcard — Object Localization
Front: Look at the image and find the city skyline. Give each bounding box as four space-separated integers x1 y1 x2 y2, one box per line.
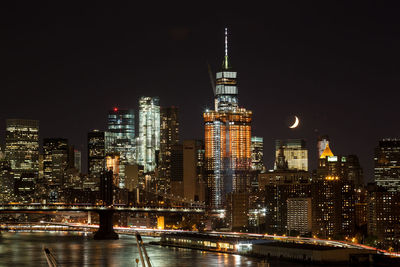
1 3 400 182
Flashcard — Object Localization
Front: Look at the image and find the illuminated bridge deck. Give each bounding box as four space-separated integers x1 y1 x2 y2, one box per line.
0 204 205 214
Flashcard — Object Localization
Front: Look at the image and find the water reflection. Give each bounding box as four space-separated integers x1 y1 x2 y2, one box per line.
0 232 339 267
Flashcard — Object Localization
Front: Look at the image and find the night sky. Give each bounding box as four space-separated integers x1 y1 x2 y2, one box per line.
1 2 399 181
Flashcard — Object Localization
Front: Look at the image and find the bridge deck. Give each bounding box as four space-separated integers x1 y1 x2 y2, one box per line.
0 205 205 213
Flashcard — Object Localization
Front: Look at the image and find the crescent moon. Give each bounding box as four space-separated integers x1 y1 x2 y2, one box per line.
289 116 299 128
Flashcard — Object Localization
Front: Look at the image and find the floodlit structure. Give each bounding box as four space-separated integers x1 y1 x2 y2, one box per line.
105 108 135 188
137 97 160 173
204 28 252 209
275 139 308 171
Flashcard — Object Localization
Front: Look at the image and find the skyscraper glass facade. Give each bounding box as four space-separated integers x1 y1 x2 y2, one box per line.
204 29 252 210
105 108 135 188
159 106 179 193
137 97 160 173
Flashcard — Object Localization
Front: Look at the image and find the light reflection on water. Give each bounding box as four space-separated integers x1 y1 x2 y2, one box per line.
0 232 337 267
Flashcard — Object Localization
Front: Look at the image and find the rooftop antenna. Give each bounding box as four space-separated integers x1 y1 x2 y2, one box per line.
223 27 229 70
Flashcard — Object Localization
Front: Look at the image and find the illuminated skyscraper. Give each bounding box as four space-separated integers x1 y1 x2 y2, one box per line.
204 29 252 209
105 108 135 188
275 139 308 171
159 106 179 193
251 136 264 171
374 138 400 191
317 135 330 158
137 97 160 173
43 138 69 192
88 130 105 184
5 119 39 199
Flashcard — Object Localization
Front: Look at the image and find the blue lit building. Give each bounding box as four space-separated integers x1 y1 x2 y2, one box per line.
105 108 135 188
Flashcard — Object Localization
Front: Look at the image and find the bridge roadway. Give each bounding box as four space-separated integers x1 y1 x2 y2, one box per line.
0 203 205 240
0 204 205 214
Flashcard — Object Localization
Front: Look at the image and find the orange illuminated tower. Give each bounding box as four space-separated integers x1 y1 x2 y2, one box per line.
204 28 252 210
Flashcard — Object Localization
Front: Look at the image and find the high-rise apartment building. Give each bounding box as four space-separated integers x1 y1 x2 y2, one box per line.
105 108 135 188
287 198 312 235
312 146 358 238
275 139 308 171
374 138 400 191
204 29 252 210
251 136 264 171
159 106 179 193
137 97 160 173
367 184 400 249
43 138 69 189
5 119 39 199
88 130 105 184
259 168 311 234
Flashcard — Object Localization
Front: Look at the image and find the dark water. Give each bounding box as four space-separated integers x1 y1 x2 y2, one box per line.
0 232 343 266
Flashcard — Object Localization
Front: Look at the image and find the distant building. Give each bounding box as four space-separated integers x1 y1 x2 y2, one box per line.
259 169 311 234
170 144 183 197
106 153 120 187
137 97 160 173
287 198 312 235
105 108 135 188
183 140 206 202
317 135 330 158
374 138 400 191
204 29 252 210
5 119 39 200
159 106 179 193
43 138 69 188
251 136 264 171
228 192 250 230
312 145 357 238
88 130 105 185
275 139 308 171
367 184 400 249
0 160 13 202
74 149 81 173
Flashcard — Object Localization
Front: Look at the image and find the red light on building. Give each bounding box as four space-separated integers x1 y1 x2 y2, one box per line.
113 107 118 112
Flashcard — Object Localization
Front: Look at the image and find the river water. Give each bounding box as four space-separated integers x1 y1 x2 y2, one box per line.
0 232 345 266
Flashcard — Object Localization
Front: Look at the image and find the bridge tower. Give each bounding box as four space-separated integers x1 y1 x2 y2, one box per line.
94 170 118 239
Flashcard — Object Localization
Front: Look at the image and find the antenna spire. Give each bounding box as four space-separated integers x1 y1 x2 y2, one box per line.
223 27 229 70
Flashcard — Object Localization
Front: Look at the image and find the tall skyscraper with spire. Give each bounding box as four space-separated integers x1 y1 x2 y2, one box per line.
204 29 252 210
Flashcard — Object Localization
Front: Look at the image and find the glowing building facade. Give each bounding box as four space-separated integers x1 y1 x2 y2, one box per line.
5 119 39 199
274 139 308 171
137 97 160 173
374 138 400 191
204 29 252 209
88 130 105 184
105 108 135 188
317 135 330 158
43 138 69 191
